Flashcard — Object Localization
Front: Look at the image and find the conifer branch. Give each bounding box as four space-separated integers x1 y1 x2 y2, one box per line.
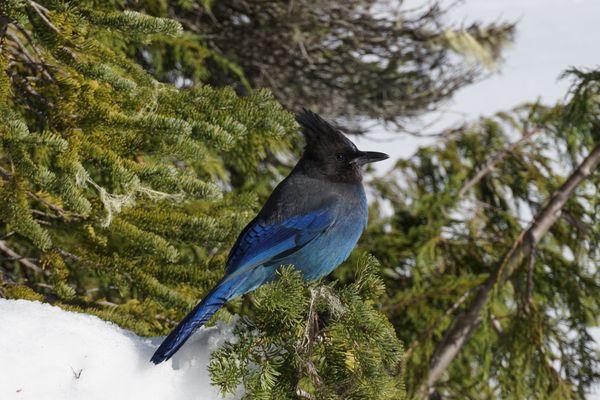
8 23 55 81
0 166 82 221
419 142 600 397
27 192 82 221
28 1 59 34
457 129 539 198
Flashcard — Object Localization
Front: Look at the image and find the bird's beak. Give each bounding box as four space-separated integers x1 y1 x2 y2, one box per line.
353 151 389 166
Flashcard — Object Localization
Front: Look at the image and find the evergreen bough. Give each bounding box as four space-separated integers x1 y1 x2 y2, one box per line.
120 0 515 131
209 255 405 400
0 1 295 334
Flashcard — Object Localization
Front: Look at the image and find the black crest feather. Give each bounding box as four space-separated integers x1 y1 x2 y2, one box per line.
296 108 355 150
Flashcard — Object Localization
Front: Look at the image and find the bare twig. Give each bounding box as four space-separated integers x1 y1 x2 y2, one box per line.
56 248 80 261
70 367 82 379
28 1 60 34
561 210 592 237
6 30 37 65
458 129 539 198
523 249 535 315
0 166 9 180
8 23 55 81
296 388 316 400
0 231 15 240
96 300 118 307
418 143 600 397
0 240 43 273
490 314 504 336
27 192 83 220
405 289 471 359
470 198 530 224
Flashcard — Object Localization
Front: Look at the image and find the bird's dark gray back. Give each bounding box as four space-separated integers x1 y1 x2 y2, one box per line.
257 167 365 225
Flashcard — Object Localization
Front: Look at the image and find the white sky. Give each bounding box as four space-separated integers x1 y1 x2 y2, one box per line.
355 0 600 166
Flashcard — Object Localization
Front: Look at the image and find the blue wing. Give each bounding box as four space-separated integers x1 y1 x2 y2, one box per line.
225 206 337 275
151 203 339 364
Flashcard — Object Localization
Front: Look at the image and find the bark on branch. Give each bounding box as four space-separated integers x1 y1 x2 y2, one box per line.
0 15 9 42
0 240 43 273
418 143 600 397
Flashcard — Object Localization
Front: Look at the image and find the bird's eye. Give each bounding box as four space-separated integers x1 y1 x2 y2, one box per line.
335 153 346 162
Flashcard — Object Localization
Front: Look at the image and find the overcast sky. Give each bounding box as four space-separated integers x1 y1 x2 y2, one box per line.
355 0 600 166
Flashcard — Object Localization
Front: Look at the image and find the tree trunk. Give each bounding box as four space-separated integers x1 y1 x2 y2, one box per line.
418 143 600 397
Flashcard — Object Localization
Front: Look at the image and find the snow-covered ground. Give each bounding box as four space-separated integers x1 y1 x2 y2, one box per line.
0 299 235 400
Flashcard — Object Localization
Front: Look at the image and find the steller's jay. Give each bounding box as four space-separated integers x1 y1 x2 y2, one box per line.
151 109 388 364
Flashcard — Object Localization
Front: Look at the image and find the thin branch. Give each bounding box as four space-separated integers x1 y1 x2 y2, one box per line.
523 249 535 315
9 23 55 81
457 129 539 198
0 240 43 273
6 30 37 65
296 388 316 400
56 248 80 261
418 143 600 397
0 165 8 181
27 191 83 220
0 166 83 221
28 1 60 34
470 198 531 224
561 210 592 237
404 289 471 359
1 231 15 240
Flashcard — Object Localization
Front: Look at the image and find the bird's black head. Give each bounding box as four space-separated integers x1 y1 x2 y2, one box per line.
296 109 389 183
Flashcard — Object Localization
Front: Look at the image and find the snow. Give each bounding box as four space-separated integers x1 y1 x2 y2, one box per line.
0 299 235 400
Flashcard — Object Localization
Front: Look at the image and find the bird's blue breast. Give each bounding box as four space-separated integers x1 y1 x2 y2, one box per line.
223 177 368 298
264 183 367 280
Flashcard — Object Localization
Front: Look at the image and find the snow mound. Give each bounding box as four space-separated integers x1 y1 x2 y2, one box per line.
0 299 236 400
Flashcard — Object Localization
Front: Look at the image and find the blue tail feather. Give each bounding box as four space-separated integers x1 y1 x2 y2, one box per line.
150 277 241 364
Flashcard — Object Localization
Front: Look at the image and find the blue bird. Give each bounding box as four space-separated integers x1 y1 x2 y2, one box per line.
150 109 388 364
